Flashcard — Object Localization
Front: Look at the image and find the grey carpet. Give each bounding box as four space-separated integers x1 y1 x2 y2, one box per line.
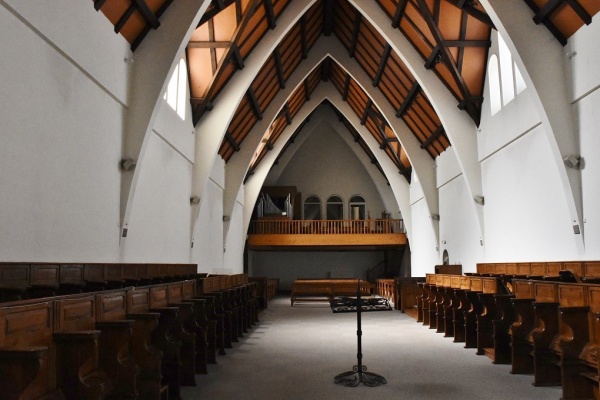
183 296 562 399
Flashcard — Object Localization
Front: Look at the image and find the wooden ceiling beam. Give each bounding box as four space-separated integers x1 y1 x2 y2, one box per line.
273 48 286 89
396 81 421 117
322 57 331 82
349 11 362 58
444 0 495 28
457 13 468 72
566 0 592 24
392 0 409 28
533 0 563 24
424 45 442 69
361 99 373 125
264 0 277 29
225 131 240 152
130 0 172 51
373 44 391 86
523 0 567 45
188 40 231 48
194 0 261 122
300 15 309 59
416 0 479 122
132 0 160 29
324 0 335 36
198 0 236 27
284 104 293 125
342 74 351 101
94 0 108 11
247 87 263 120
231 43 245 69
304 79 311 101
443 39 491 47
420 125 444 149
115 5 136 34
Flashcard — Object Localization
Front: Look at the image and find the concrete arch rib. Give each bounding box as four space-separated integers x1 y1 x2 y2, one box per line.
350 1 484 240
242 83 413 245
219 36 438 247
120 0 211 242
480 0 584 251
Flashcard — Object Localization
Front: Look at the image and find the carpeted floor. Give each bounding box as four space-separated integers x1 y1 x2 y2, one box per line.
182 296 562 399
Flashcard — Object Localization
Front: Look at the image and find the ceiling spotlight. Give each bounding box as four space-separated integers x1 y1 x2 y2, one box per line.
474 196 485 205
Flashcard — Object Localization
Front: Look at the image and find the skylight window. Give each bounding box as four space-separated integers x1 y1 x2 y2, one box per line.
164 58 188 120
488 32 527 116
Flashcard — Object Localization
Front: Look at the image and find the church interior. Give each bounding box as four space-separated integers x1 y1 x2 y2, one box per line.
1 0 600 398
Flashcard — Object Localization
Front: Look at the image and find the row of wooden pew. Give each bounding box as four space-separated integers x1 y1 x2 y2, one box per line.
0 273 265 400
416 262 600 400
0 262 198 302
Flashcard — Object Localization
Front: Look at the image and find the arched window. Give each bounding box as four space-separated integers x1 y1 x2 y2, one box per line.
303 195 321 220
488 54 501 116
498 34 515 106
348 195 366 220
326 196 344 220
164 57 188 120
488 32 528 116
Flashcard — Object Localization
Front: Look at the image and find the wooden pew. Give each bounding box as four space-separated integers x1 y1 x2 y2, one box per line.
580 284 600 398
452 276 471 343
53 294 114 399
290 279 372 306
0 300 62 399
149 284 196 388
510 279 536 374
464 277 484 349
531 281 561 387
171 281 210 375
395 277 425 318
95 288 140 399
434 275 447 334
556 282 593 399
128 286 182 399
477 277 513 364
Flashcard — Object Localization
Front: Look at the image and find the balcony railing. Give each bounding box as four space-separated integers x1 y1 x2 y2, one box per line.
249 219 405 235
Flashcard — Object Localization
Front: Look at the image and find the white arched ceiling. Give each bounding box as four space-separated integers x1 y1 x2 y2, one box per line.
350 1 484 241
218 35 439 248
120 0 211 242
241 84 414 246
480 0 584 252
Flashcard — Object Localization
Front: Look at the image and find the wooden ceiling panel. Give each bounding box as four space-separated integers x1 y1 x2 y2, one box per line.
523 0 599 45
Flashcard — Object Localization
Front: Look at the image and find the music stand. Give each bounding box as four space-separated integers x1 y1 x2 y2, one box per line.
329 280 392 387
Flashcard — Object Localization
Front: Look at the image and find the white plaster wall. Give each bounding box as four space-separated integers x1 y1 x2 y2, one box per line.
566 18 600 102
436 150 484 273
193 159 226 271
3 0 131 105
481 125 578 261
578 87 600 258
153 102 195 163
121 132 193 262
409 197 440 276
570 20 600 259
250 251 385 290
0 4 123 261
275 121 386 218
222 200 245 274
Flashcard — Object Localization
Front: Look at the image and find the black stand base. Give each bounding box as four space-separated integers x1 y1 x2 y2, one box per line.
334 365 387 387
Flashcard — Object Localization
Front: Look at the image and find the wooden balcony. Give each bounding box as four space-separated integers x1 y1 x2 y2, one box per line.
247 219 407 250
